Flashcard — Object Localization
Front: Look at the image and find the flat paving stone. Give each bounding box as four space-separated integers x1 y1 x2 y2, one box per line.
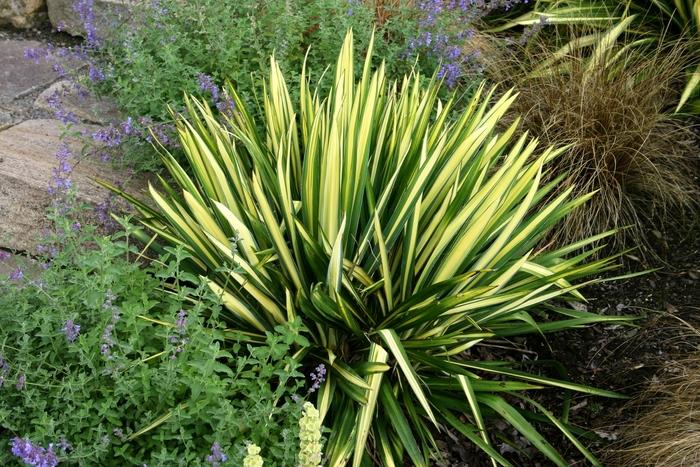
34 80 122 125
0 39 58 103
0 119 149 251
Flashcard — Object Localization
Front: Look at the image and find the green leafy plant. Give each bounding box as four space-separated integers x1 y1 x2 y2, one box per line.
93 0 413 120
104 30 634 466
0 211 309 466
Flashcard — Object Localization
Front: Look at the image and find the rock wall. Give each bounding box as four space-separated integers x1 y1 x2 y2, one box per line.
0 0 46 28
46 0 139 37
0 39 147 253
1 0 140 35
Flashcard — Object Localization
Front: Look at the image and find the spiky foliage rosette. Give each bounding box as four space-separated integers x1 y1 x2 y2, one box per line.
104 31 631 466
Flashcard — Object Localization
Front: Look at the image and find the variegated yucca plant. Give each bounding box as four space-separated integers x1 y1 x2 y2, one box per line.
104 31 632 466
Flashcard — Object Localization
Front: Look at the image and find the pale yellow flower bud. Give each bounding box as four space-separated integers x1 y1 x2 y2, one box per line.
243 443 264 467
298 402 323 467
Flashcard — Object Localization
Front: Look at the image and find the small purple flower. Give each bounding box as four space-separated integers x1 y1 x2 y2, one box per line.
175 310 187 332
519 14 549 45
74 0 100 47
0 250 10 261
0 354 9 388
51 62 67 79
197 73 220 102
16 373 26 390
169 310 189 359
62 320 81 343
23 47 42 64
120 117 136 136
11 438 59 467
71 222 82 232
206 442 228 466
92 126 123 147
48 145 73 198
9 268 24 281
215 94 236 116
88 62 105 82
150 0 168 17
95 193 120 231
100 290 121 358
308 363 327 393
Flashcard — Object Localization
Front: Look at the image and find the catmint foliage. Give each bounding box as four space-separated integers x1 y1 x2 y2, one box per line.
0 207 309 465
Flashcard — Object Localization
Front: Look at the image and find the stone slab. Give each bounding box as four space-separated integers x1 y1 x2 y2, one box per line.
0 40 58 103
34 79 122 125
0 0 46 28
47 0 140 38
0 110 14 130
0 119 149 251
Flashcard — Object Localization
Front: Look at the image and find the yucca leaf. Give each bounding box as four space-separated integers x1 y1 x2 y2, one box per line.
440 410 513 466
513 393 602 466
378 382 427 467
378 329 437 426
480 394 567 467
353 343 388 467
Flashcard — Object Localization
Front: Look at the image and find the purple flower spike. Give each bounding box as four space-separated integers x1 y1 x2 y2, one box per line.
169 310 189 359
88 62 105 82
74 0 100 47
48 145 74 198
206 442 228 466
16 373 26 390
23 47 42 64
62 319 81 343
59 437 71 453
0 354 9 388
100 290 121 359
197 73 220 102
308 363 327 393
9 268 24 281
11 438 59 467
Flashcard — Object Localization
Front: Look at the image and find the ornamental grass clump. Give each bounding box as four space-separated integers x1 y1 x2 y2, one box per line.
604 356 700 466
488 0 700 112
496 39 699 255
105 30 633 466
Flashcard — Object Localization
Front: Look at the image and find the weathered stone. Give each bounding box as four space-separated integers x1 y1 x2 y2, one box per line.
0 0 46 28
46 0 141 38
0 110 14 130
34 80 122 125
0 119 148 252
0 40 58 103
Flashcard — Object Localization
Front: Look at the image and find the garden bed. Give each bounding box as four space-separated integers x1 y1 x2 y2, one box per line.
2 1 700 466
